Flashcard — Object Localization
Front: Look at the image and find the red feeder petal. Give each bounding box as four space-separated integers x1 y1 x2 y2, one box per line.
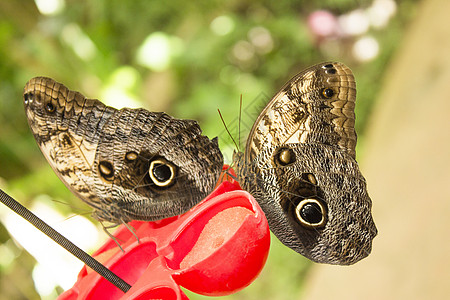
58 167 270 299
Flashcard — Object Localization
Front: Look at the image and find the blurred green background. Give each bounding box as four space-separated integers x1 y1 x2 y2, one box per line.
0 0 417 299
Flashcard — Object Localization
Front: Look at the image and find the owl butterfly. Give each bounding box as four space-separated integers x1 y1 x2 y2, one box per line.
23 77 223 225
233 62 377 265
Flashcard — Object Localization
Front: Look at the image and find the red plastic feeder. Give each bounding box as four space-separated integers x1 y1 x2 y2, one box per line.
58 168 270 299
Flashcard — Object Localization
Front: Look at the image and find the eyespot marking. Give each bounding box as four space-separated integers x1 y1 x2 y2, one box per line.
149 158 177 187
295 199 327 228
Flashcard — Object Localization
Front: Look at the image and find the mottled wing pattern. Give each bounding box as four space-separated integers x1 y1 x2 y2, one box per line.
246 62 357 161
24 77 111 211
234 62 376 265
24 77 223 224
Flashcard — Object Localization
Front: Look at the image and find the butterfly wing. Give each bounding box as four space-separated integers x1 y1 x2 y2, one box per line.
24 77 223 224
245 62 357 162
236 62 376 265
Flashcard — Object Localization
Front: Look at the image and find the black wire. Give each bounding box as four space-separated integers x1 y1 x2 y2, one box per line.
0 188 132 293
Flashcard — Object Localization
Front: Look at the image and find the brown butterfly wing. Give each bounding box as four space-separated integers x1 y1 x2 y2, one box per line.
245 62 357 162
24 77 223 224
235 62 376 265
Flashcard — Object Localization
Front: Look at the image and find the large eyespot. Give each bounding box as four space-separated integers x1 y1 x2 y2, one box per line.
295 198 327 228
45 101 56 113
273 147 296 166
149 158 177 187
321 88 334 99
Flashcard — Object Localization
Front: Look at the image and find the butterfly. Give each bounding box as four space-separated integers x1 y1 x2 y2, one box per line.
233 62 377 265
23 77 223 225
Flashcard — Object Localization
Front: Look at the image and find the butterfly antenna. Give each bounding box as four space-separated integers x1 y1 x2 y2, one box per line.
52 199 92 215
218 109 239 151
238 94 242 150
63 213 90 222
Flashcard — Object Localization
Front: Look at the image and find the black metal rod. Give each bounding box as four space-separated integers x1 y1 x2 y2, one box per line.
0 188 132 293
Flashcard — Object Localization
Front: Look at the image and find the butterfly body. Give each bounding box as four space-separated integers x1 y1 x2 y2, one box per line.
234 62 377 265
24 77 223 224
